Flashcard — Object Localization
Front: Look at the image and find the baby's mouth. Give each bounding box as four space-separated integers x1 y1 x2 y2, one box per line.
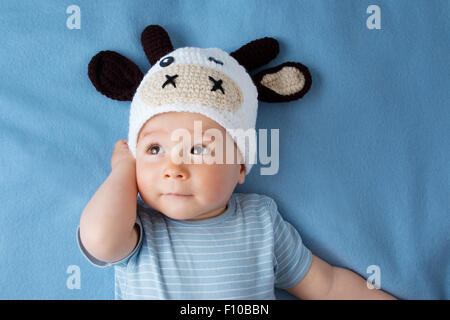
164 193 192 198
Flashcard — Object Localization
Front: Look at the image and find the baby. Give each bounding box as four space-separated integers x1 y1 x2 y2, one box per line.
78 25 397 299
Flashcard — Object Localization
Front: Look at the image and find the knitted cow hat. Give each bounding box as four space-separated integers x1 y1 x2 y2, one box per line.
88 25 312 175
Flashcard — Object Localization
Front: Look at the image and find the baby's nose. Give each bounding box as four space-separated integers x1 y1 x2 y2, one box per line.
163 166 189 180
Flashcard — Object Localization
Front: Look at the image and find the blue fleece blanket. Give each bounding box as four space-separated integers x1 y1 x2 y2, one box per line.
0 0 448 299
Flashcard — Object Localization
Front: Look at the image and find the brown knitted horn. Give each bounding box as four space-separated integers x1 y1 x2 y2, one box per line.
230 37 279 72
141 25 174 66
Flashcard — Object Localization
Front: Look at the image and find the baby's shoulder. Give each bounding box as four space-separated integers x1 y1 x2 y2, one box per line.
232 192 276 218
232 192 282 221
233 192 274 206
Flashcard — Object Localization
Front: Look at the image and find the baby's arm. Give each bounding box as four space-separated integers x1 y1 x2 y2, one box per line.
286 254 398 300
79 140 139 263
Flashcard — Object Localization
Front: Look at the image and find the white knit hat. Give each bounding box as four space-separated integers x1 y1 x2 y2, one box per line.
87 25 312 176
128 46 258 175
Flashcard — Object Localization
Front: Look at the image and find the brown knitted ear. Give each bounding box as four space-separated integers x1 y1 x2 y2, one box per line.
88 50 144 101
230 37 279 72
252 61 312 102
141 25 174 66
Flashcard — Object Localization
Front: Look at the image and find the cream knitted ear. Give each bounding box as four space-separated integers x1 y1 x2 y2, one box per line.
252 61 312 102
260 66 306 95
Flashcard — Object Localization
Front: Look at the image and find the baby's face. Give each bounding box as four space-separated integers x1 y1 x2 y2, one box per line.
135 112 246 221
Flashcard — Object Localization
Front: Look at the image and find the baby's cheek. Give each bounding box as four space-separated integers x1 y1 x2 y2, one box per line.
197 165 237 196
136 166 155 195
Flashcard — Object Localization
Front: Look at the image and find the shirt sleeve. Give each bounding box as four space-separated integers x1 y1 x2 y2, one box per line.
268 197 313 289
76 214 143 268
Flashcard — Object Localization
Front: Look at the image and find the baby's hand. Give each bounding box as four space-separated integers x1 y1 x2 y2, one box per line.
111 139 135 171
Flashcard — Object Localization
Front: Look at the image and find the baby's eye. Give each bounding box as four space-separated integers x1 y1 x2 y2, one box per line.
148 144 164 155
191 144 210 155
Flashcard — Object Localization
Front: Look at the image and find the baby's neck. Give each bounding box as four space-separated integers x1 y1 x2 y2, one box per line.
186 204 228 221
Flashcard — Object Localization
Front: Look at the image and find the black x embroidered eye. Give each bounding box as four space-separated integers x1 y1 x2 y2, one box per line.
160 56 174 67
162 74 178 88
208 57 223 65
209 76 225 94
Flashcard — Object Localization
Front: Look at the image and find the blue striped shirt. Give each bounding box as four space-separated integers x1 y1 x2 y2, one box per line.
77 192 312 299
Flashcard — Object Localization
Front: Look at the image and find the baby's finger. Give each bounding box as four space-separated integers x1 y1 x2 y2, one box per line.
121 140 131 150
114 139 127 148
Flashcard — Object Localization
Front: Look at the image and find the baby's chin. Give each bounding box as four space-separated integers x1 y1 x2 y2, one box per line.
139 192 225 220
144 195 198 218
158 207 202 221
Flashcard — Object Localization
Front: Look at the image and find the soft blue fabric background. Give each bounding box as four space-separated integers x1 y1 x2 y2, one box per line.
0 0 448 299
